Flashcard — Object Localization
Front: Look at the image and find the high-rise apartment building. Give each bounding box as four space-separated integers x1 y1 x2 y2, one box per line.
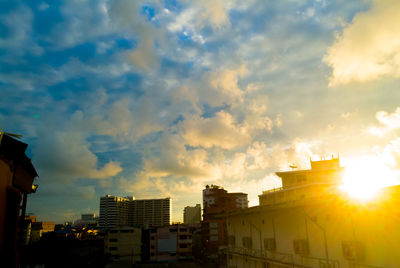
99 195 133 229
130 198 171 227
183 204 201 224
99 195 171 229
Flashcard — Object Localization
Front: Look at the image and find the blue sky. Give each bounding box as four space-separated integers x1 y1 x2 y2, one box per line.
1 0 400 223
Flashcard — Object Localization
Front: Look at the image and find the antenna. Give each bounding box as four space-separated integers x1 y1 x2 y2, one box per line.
289 163 297 170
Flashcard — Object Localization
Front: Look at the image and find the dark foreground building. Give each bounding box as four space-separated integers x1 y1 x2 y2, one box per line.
0 132 38 267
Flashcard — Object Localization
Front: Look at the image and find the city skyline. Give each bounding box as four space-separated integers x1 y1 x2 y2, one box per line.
1 0 400 223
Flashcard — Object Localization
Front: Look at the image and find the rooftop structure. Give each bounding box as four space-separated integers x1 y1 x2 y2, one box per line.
259 158 344 206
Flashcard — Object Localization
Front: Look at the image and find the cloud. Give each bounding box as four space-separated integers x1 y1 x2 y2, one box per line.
324 0 400 85
168 0 232 32
107 0 163 70
368 107 400 136
198 65 247 107
0 4 42 56
383 137 400 171
179 111 250 149
34 130 122 180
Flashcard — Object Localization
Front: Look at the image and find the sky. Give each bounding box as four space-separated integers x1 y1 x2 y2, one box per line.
1 0 400 223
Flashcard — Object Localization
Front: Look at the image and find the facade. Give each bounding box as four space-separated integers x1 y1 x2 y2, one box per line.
149 223 201 261
104 227 142 263
183 204 201 224
30 221 55 243
202 185 248 260
99 195 132 229
130 198 171 227
225 158 400 268
99 195 171 229
75 213 98 227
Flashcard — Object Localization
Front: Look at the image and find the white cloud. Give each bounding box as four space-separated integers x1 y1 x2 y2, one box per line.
198 65 247 107
368 107 400 136
178 111 250 149
168 0 232 32
324 0 400 85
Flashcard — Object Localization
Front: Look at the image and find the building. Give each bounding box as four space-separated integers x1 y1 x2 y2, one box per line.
99 195 171 230
149 223 201 262
0 132 38 267
104 227 142 264
225 158 400 268
202 185 248 261
183 204 201 224
259 158 344 206
75 213 98 228
30 221 55 243
99 195 132 230
130 198 171 227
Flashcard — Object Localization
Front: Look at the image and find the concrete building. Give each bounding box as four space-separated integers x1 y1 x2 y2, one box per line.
30 221 55 243
149 223 201 261
104 227 142 263
183 204 201 224
99 195 132 229
99 195 171 229
225 158 400 268
75 213 98 228
130 198 171 227
202 185 248 261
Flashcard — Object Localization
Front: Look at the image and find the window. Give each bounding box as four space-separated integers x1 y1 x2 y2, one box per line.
151 245 155 249
209 222 218 228
210 229 218 235
179 244 188 248
109 238 118 242
170 228 177 232
109 247 118 251
180 235 188 239
110 230 118 233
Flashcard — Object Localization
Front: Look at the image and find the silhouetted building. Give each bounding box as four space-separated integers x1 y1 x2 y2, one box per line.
0 132 38 267
183 204 201 224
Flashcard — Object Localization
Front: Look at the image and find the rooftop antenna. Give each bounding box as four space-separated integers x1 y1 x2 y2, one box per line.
289 163 297 170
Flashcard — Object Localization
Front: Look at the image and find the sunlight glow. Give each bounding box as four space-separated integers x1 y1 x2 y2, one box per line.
340 155 399 201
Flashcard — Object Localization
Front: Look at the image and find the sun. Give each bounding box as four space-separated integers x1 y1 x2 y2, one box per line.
339 155 398 201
